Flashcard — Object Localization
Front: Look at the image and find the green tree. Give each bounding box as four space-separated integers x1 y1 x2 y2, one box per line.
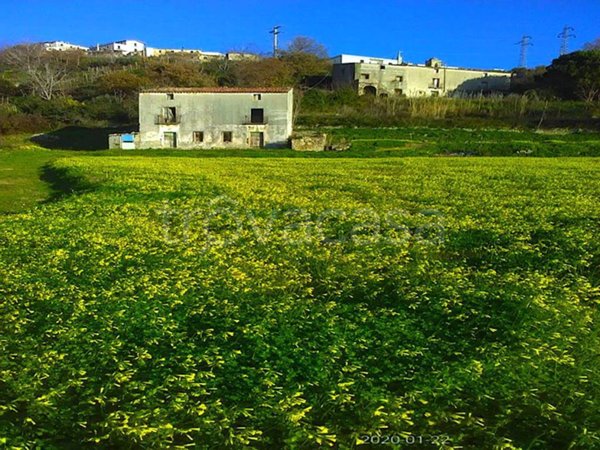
510 66 547 95
233 58 294 87
543 50 600 102
98 70 149 99
144 59 217 87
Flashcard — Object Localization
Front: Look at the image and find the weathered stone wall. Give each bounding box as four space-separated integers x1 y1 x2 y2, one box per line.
291 133 328 151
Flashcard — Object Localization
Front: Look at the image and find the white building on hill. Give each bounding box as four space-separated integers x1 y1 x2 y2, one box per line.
94 40 145 55
43 41 88 51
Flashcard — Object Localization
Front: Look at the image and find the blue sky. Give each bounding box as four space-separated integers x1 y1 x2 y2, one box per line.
3 0 599 69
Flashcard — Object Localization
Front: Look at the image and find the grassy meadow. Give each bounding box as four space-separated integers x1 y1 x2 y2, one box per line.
0 129 600 449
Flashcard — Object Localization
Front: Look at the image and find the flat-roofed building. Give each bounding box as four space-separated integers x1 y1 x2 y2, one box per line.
332 55 511 97
94 40 145 55
43 41 88 51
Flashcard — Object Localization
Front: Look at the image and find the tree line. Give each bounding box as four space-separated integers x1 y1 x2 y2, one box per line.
0 37 330 133
0 36 598 134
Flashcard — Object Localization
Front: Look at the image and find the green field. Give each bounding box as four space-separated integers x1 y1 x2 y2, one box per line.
1 142 599 449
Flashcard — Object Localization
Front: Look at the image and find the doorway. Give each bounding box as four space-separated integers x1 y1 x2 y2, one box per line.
363 85 377 96
163 132 177 148
249 132 264 148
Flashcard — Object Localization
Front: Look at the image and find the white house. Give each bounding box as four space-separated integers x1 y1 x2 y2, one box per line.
94 40 145 55
43 41 88 51
137 87 294 149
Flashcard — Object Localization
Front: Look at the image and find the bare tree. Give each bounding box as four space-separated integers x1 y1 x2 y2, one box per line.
0 44 72 100
286 36 328 58
583 38 600 50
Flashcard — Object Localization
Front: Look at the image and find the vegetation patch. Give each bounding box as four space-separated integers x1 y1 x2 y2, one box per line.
0 155 599 449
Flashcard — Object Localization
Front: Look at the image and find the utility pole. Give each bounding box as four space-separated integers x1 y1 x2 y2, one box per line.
558 26 575 56
515 35 533 68
269 25 281 57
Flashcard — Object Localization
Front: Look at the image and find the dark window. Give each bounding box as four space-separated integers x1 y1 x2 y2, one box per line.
167 93 174 100
432 78 440 88
253 94 262 101
193 131 204 143
380 65 386 70
395 88 403 95
360 73 370 80
223 131 232 143
250 108 264 124
395 75 403 82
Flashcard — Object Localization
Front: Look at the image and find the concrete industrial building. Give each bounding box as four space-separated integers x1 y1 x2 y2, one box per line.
332 54 511 97
137 87 293 149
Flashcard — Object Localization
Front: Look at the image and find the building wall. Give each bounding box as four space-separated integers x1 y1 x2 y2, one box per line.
97 40 145 54
333 62 511 97
331 54 400 65
43 41 88 51
138 91 293 149
144 48 224 60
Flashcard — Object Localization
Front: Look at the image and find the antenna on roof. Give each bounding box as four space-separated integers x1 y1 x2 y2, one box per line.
558 26 575 56
269 25 281 57
515 35 533 68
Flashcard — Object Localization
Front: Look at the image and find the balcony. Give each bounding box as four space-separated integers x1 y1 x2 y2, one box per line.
155 115 181 125
243 115 269 125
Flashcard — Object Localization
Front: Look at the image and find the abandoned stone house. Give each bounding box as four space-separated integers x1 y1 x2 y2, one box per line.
137 87 294 149
332 54 511 97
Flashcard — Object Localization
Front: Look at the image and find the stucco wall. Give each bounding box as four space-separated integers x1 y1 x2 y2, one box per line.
333 63 511 97
138 90 293 149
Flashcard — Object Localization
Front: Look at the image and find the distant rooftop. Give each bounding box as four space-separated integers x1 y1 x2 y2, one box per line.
141 87 293 94
331 53 509 73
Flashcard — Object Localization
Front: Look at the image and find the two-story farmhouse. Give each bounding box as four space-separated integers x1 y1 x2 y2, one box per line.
138 87 294 149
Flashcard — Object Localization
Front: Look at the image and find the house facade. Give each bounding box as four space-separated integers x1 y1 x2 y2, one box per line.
95 40 145 55
332 54 511 97
138 87 294 149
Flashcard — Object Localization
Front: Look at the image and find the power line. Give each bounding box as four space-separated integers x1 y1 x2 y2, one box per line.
515 35 533 68
269 25 281 57
558 26 575 56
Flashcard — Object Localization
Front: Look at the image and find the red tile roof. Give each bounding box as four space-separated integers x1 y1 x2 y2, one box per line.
141 87 292 93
